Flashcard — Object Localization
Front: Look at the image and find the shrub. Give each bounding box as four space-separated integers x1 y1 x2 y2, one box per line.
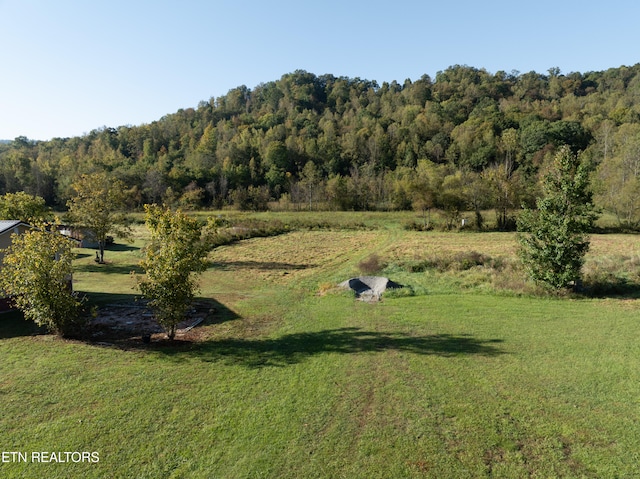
358 254 386 275
204 217 291 249
404 220 433 231
404 251 497 273
582 255 640 297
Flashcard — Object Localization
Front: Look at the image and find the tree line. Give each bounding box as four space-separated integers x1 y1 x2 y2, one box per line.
2 64 640 228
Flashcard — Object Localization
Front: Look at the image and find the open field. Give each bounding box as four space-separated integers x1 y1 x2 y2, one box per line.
2 213 640 478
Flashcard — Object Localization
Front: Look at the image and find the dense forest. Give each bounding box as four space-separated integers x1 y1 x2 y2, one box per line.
2 64 640 228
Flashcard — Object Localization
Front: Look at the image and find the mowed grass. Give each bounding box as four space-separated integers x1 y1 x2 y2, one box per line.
2 217 640 478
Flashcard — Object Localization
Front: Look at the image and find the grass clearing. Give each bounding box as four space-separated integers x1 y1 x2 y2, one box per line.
2 215 640 478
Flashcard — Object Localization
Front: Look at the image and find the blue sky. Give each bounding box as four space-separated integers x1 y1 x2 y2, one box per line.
1 0 639 141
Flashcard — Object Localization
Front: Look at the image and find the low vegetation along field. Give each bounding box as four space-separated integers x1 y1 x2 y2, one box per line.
2 212 640 478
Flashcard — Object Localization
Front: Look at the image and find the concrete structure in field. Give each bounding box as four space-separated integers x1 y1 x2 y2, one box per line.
339 276 401 302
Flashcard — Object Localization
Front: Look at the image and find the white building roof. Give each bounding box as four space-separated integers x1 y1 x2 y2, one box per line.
0 220 26 235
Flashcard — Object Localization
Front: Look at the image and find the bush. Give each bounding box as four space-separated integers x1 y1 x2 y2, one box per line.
0 226 89 337
404 251 498 273
358 254 386 275
404 220 433 231
287 219 371 231
582 255 640 297
204 217 291 249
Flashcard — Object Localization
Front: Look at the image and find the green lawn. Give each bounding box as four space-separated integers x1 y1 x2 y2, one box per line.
2 217 640 478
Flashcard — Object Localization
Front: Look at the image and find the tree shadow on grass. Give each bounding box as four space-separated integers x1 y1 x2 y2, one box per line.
153 327 506 368
0 292 241 341
210 260 313 271
582 278 640 299
81 291 141 308
108 243 140 252
0 310 47 339
74 263 144 275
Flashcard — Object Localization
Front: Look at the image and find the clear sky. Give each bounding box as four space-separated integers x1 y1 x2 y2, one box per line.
1 0 639 141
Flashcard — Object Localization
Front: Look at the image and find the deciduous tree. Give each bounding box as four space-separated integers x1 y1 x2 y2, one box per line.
66 172 130 263
299 161 321 210
0 191 50 223
136 205 208 340
408 160 442 229
593 124 640 228
0 225 87 336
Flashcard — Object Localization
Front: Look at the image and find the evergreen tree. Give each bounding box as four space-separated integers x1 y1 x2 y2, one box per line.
517 146 598 289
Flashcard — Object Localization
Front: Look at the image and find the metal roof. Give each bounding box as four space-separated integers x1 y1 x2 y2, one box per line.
0 220 25 235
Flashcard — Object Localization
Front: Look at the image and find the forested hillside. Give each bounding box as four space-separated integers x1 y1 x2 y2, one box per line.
2 64 640 227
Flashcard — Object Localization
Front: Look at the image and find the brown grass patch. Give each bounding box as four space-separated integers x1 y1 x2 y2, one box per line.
209 230 381 284
383 232 519 264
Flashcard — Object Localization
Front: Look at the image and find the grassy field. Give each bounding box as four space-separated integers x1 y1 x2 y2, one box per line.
2 212 640 478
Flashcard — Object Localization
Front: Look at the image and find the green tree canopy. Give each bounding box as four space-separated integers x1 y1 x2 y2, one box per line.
408 160 443 229
136 205 209 340
1 64 639 215
66 172 130 263
0 225 87 336
517 146 598 289
0 192 50 223
593 123 640 228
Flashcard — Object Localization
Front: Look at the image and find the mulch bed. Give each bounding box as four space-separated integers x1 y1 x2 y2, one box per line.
89 300 215 343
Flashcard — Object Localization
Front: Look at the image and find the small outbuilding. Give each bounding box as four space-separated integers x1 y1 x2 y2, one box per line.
0 220 32 311
0 220 31 263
